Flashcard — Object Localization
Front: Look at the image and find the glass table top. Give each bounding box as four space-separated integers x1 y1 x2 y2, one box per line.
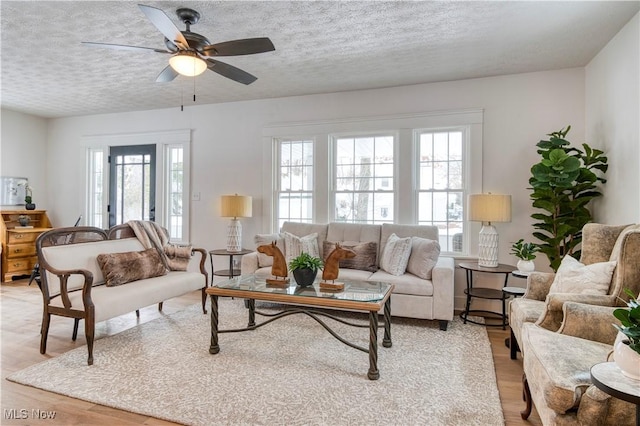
213 274 392 303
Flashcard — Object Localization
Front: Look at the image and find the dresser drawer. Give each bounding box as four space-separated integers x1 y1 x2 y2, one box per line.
7 231 40 244
5 256 36 273
5 244 37 259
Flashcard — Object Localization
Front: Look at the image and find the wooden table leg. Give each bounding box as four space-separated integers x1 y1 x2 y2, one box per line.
383 297 392 348
209 295 220 354
248 298 256 327
368 311 379 380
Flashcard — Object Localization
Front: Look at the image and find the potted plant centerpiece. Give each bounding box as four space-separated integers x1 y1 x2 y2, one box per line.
612 289 640 380
510 239 538 273
289 252 323 287
24 184 35 210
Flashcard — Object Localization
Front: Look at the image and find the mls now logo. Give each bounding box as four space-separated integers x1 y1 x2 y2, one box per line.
4 408 56 420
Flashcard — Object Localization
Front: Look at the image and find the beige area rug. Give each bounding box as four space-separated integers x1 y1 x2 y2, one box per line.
8 299 504 425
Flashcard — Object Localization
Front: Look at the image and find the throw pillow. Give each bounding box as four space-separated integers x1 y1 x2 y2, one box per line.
96 248 167 287
406 237 440 280
548 255 617 295
323 241 378 272
283 232 320 264
254 233 285 267
380 233 412 276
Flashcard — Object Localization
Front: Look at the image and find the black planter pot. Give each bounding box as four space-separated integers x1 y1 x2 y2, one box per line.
25 203 36 210
292 268 318 287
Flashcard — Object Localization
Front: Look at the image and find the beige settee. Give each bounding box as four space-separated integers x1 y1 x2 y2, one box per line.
241 221 455 330
36 225 208 365
520 302 634 425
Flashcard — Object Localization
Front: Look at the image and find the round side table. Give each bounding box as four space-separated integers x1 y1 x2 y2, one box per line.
209 249 252 286
459 262 516 329
591 362 640 425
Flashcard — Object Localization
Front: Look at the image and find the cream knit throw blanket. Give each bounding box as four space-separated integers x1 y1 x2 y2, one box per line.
127 220 192 271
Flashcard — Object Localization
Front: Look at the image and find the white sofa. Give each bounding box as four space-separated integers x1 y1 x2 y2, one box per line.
36 225 208 365
241 221 455 329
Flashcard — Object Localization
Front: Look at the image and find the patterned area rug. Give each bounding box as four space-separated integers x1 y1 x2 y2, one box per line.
8 299 504 425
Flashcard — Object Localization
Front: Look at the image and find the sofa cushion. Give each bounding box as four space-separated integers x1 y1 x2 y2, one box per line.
549 255 616 295
49 271 204 322
97 248 167 287
522 323 612 414
281 222 328 257
380 223 438 264
368 270 433 296
282 232 320 264
406 237 440 280
323 241 378 272
380 233 412 276
254 233 285 267
326 223 381 246
335 268 375 282
41 238 146 296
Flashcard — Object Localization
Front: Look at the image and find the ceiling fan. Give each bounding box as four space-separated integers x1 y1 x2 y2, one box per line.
82 4 275 85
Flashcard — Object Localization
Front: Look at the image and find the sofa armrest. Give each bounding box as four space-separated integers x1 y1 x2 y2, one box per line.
431 256 455 321
557 302 620 345
536 293 618 331
191 247 209 283
241 252 260 275
523 272 556 301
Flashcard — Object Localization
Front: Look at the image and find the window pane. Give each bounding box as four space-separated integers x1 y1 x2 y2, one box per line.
416 129 467 254
276 139 314 225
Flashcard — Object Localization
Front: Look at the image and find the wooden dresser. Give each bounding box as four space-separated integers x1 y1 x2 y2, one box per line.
1 210 52 282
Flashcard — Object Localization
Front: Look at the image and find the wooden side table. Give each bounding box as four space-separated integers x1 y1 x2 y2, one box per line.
590 362 640 425
208 249 252 286
459 261 515 330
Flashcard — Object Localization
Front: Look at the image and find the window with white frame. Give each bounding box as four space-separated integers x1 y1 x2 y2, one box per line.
87 148 104 229
275 139 314 229
333 135 395 224
166 145 184 240
416 129 465 252
263 110 482 255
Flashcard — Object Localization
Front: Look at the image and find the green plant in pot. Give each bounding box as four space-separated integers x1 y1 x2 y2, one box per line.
24 184 36 210
289 252 323 287
510 239 538 273
529 126 608 271
612 289 640 380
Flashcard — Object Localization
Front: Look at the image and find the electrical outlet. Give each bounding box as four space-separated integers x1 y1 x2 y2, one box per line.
191 192 200 201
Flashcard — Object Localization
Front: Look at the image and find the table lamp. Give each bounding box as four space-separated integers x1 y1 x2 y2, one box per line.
468 193 511 267
220 194 252 252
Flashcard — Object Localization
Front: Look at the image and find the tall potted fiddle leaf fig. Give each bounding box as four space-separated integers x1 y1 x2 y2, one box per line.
529 126 608 271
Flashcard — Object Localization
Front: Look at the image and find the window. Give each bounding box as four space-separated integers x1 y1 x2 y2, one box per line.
166 145 184 240
263 110 482 255
87 148 104 229
275 139 314 229
334 135 395 224
416 129 465 252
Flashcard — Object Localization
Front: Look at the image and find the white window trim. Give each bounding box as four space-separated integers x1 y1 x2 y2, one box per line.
81 129 191 243
262 110 483 250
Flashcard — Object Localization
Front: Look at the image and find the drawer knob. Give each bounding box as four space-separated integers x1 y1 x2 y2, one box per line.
13 263 22 267
15 234 23 239
13 249 22 253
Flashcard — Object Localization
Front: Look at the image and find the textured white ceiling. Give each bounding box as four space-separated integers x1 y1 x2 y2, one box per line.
1 1 638 118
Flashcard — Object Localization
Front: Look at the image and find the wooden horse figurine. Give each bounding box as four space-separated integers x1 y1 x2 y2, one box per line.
320 243 356 291
257 242 290 287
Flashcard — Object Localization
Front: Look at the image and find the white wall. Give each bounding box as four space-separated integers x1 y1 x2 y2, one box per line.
0 109 48 209
38 68 586 309
586 12 640 224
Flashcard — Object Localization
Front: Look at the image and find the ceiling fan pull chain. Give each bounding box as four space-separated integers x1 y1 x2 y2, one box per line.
193 77 196 103
181 80 184 112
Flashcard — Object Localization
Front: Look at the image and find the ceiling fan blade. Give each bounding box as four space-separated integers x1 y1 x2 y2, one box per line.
156 65 179 83
138 4 189 49
82 42 168 53
201 37 275 57
205 59 257 85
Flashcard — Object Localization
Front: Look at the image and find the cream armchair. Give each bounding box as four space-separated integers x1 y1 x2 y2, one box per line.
520 302 634 425
509 223 640 359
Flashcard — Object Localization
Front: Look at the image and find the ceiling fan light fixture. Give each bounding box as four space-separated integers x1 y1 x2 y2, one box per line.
169 52 207 77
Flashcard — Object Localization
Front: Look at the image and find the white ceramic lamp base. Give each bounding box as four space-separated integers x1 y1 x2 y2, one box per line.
226 218 242 252
478 224 499 267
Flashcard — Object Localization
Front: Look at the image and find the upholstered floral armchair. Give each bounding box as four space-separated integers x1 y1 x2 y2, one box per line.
520 302 635 425
509 223 640 359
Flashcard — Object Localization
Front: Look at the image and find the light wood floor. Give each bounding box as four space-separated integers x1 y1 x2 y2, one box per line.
1 279 541 425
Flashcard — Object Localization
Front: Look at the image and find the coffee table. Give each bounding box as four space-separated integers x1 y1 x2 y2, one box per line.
206 275 394 380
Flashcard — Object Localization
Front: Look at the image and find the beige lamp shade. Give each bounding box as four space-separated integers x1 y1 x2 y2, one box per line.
220 195 253 218
468 194 512 223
